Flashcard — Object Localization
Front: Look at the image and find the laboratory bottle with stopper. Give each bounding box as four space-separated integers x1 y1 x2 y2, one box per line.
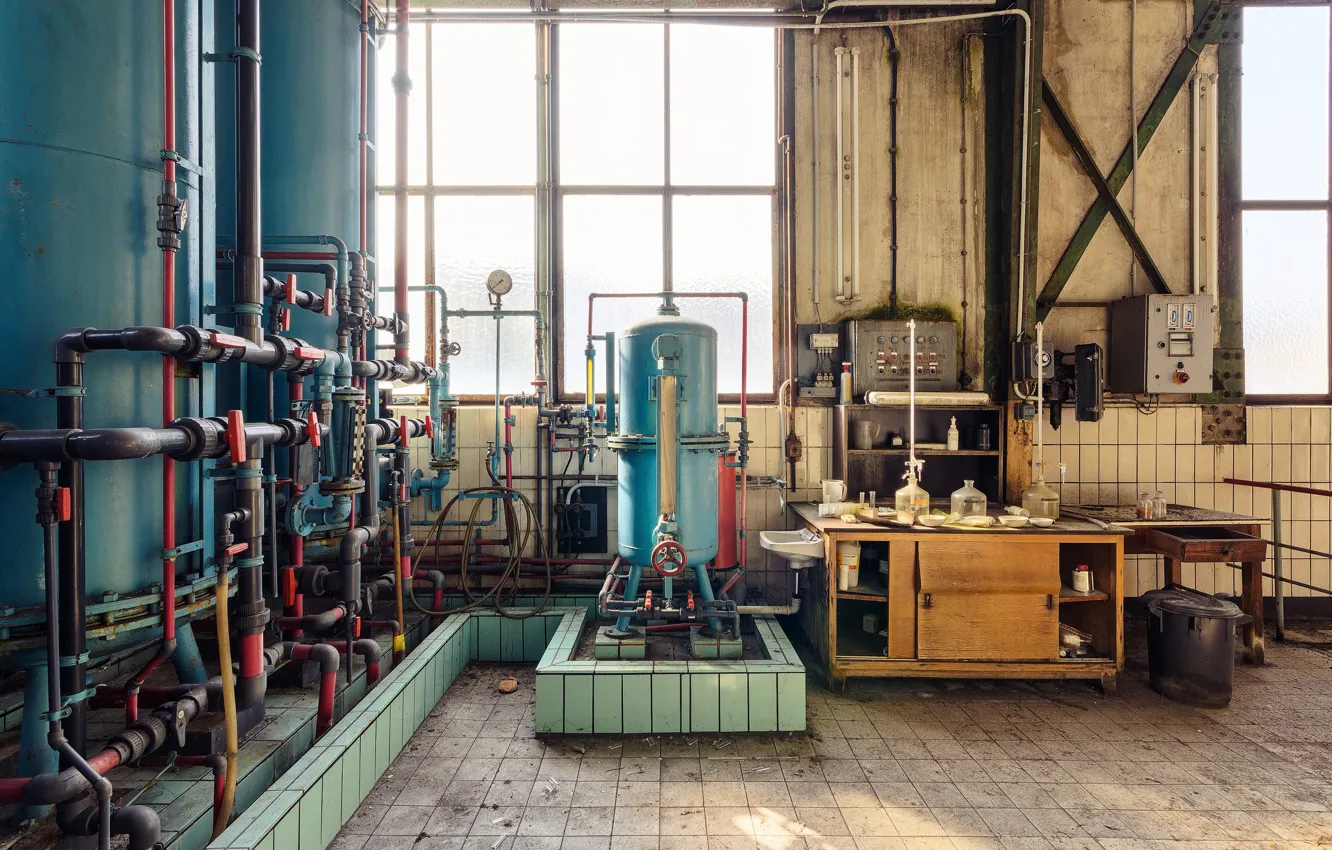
950 480 987 518
895 460 929 517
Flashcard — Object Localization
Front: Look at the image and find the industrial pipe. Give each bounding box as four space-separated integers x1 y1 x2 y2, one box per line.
286 643 340 735
393 0 411 365
330 639 383 685
233 0 264 344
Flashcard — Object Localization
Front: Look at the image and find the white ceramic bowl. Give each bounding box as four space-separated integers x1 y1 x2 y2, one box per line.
917 515 947 528
1029 517 1055 528
998 515 1029 528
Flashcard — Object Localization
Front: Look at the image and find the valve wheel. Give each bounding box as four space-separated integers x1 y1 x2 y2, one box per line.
650 540 687 577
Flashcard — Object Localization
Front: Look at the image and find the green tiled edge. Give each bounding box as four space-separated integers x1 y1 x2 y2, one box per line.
534 614 806 735
209 608 573 850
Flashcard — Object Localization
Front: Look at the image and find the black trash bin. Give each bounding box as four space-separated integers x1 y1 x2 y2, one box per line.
1141 584 1252 708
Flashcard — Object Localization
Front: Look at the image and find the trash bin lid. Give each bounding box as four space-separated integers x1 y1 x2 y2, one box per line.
1142 585 1249 620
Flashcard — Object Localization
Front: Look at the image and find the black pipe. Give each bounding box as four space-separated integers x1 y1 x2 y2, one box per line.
53 362 87 762
887 26 900 318
0 419 314 467
234 0 264 344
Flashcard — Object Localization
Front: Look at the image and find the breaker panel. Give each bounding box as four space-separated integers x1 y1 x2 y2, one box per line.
1108 294 1215 394
846 320 960 397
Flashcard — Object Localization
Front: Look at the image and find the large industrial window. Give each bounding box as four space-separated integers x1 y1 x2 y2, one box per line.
558 23 777 397
377 18 777 399
1242 6 1332 397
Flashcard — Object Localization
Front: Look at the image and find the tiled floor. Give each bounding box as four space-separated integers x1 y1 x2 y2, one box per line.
333 626 1332 850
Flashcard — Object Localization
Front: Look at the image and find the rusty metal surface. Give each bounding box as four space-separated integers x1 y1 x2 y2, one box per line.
1201 402 1247 444
1061 503 1264 526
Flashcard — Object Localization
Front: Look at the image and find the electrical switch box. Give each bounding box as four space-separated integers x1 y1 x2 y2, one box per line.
847 320 959 397
795 324 844 398
1108 294 1214 394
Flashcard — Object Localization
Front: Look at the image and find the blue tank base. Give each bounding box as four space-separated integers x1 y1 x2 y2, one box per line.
19 663 58 821
612 563 646 634
172 621 208 685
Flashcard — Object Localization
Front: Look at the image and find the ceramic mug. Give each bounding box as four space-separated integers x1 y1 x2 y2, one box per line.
822 479 847 503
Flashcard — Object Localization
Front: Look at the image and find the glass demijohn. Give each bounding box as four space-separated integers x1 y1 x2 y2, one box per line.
1021 476 1060 520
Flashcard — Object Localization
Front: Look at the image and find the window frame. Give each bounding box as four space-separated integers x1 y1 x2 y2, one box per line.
1240 2 1332 404
377 17 783 404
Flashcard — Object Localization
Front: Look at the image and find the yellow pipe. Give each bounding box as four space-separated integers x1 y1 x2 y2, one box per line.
212 567 239 839
391 504 406 659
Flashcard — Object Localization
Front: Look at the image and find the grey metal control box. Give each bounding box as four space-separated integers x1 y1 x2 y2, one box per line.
1108 294 1215 394
847 320 959 396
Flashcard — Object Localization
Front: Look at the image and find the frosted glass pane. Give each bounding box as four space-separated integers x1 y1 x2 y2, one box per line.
558 24 664 185
375 194 428 364
376 24 430 187
1243 8 1329 201
673 196 774 394
670 25 775 186
434 197 537 396
562 195 663 394
1243 211 1328 394
431 24 536 186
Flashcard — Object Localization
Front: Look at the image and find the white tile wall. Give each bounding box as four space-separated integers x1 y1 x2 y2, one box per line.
1047 404 1332 599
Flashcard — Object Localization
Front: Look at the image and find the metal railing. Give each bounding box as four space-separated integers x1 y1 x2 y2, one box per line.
1224 478 1332 641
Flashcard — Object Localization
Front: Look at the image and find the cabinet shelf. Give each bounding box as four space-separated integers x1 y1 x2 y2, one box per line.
1059 586 1109 603
847 449 1000 457
837 582 888 602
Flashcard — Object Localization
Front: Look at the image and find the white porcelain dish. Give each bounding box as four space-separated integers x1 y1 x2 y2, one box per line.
917 515 947 528
1029 517 1055 528
998 515 1030 528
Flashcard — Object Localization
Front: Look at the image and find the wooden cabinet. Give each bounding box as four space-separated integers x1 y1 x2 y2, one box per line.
916 541 1059 661
791 504 1125 692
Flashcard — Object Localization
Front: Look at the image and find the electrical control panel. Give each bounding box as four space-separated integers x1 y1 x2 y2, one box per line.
1108 294 1215 394
847 320 959 397
795 324 845 398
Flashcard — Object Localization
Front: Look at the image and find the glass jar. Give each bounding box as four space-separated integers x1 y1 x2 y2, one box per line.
950 480 987 518
1022 477 1060 520
895 474 930 519
1136 491 1154 520
1153 490 1168 520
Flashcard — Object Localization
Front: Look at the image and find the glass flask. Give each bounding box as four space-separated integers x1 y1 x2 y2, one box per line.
1021 476 1060 520
1136 491 1154 520
895 472 930 519
950 480 987 518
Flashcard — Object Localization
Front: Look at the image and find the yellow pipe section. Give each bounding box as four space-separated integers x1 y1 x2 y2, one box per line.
392 504 406 658
213 568 238 839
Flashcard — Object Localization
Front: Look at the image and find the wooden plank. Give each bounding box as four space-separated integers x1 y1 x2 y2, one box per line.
835 658 1113 679
918 590 1058 661
917 540 1059 593
887 541 917 659
1142 526 1268 563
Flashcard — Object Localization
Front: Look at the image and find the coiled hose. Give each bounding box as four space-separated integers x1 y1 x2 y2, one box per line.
408 487 552 619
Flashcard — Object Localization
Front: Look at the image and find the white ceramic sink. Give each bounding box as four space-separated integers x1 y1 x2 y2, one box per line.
760 530 824 568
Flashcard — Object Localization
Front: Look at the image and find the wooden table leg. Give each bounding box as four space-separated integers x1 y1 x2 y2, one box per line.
827 666 847 695
1164 556 1182 587
1099 669 1119 696
1241 559 1265 665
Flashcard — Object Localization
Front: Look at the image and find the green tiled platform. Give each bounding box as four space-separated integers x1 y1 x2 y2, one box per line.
535 612 806 735
207 607 572 850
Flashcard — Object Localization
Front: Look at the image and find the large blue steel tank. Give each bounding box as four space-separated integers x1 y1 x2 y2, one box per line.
611 305 727 567
215 0 361 362
0 1 210 665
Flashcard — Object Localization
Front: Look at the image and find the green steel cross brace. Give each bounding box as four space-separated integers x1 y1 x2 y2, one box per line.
161 539 206 561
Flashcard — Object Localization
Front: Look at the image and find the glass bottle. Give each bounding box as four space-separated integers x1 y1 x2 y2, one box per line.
1136 491 1154 520
1153 489 1168 520
950 479 987 518
1021 474 1060 520
895 463 930 519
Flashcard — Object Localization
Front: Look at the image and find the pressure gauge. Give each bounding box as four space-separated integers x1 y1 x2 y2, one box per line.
486 269 513 297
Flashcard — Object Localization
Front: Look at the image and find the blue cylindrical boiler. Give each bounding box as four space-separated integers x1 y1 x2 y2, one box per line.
609 306 727 568
0 1 212 663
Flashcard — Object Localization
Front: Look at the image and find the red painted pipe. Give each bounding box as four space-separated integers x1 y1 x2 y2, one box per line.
717 452 737 570
287 380 306 637
288 644 337 735
504 402 514 488
238 633 264 679
393 0 410 363
0 748 122 804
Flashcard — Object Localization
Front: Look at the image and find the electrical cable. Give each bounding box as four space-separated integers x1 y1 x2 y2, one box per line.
407 487 552 619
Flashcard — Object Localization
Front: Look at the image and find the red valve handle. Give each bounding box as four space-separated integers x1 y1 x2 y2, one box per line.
650 540 687 577
323 287 333 317
224 542 248 556
284 273 297 304
644 590 653 611
280 307 291 332
400 415 410 447
56 487 71 522
353 617 362 638
282 567 297 607
210 331 247 350
305 412 321 448
226 410 247 464
293 346 324 362
424 415 434 438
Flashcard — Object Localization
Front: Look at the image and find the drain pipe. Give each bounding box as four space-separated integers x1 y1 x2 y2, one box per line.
233 0 264 344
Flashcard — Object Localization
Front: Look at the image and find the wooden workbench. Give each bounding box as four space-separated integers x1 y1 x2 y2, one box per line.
790 503 1127 693
1062 505 1271 664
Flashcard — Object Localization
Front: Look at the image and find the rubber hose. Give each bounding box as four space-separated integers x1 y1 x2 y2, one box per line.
213 568 239 838
408 487 551 619
391 504 406 658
